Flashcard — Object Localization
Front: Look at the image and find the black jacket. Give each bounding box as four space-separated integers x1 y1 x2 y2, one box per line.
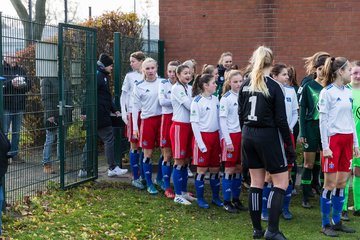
3 62 32 111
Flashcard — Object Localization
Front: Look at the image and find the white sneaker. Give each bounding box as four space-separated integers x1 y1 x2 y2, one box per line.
182 192 197 202
187 167 194 178
108 166 128 177
174 194 191 205
78 169 87 178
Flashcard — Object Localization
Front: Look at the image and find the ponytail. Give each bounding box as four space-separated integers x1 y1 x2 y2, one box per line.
322 57 348 86
192 74 213 97
248 46 273 97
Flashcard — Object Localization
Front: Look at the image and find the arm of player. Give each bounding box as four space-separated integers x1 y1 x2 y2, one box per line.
191 122 207 153
318 90 332 158
120 91 128 124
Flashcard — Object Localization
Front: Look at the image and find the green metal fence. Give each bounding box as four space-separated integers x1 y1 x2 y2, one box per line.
0 14 97 203
113 33 165 163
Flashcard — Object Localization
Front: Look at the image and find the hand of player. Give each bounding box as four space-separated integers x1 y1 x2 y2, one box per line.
354 147 360 158
226 143 234 152
115 111 121 117
299 137 306 145
133 130 139 140
323 148 333 158
200 146 208 153
285 145 296 165
122 113 128 125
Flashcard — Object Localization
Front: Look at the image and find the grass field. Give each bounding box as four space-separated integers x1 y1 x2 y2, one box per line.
3 181 360 240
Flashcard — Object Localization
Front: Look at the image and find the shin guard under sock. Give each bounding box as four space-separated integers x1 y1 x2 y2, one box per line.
162 161 172 190
320 188 332 227
249 187 263 231
267 187 286 233
331 188 345 225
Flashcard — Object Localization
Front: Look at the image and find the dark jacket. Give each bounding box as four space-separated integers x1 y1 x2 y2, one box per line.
3 62 32 111
215 64 226 98
40 77 73 130
96 66 117 129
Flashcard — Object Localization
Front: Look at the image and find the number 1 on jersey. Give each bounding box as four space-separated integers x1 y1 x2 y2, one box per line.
248 96 258 121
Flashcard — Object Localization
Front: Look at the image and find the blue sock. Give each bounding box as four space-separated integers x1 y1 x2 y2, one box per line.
195 173 205 200
262 182 272 216
321 188 332 227
222 173 232 202
143 157 153 187
156 155 164 182
172 165 182 195
283 182 293 211
162 161 172 190
331 188 345 225
129 150 139 180
210 173 220 200
181 165 188 193
139 151 145 179
232 173 242 201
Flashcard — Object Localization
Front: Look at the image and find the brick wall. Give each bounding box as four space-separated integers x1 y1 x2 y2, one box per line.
159 0 360 81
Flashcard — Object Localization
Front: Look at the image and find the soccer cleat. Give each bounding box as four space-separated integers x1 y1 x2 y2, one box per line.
264 229 287 240
132 179 145 190
154 179 166 191
182 192 197 202
174 195 191 205
282 209 293 220
253 229 265 239
321 224 338 237
223 202 239 213
78 169 87 178
197 198 210 209
147 185 158 195
212 198 224 207
164 188 175 199
108 166 128 177
302 201 312 209
233 200 248 211
261 212 269 222
332 221 356 233
341 211 350 221
353 210 360 216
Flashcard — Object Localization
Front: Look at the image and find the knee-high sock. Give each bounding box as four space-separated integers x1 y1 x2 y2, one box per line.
143 157 153 187
129 150 139 180
301 167 312 202
172 165 182 195
332 188 345 225
181 164 189 193
291 161 297 189
353 175 360 211
156 155 164 182
262 182 272 216
312 158 321 187
232 173 242 202
320 188 332 227
195 173 205 200
267 187 286 233
222 173 232 203
210 173 220 200
139 151 145 179
249 187 263 231
283 181 293 211
342 177 350 212
162 161 172 190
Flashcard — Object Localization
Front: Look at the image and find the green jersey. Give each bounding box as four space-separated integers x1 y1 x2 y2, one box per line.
349 84 360 141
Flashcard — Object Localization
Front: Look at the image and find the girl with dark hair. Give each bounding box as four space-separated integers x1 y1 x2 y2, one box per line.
170 64 196 205
318 57 359 237
238 46 295 239
220 70 247 213
191 74 222 209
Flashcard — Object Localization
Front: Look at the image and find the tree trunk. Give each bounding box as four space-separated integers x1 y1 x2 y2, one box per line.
10 0 47 47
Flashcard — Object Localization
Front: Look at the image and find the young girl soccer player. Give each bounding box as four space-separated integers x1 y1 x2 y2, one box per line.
238 46 296 240
170 64 196 205
120 51 146 189
191 74 222 209
158 61 181 199
216 52 233 98
132 58 163 195
219 70 247 213
318 57 360 237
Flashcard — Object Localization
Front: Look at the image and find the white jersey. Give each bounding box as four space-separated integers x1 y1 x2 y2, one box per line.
319 84 358 148
132 78 162 123
284 86 299 130
158 79 174 114
121 71 143 112
171 82 192 123
190 95 220 132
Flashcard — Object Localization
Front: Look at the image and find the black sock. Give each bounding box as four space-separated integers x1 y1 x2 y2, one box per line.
268 187 286 233
301 167 312 202
249 187 263 231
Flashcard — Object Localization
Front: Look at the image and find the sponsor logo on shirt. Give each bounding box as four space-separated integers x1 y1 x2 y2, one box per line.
191 110 197 116
220 105 225 111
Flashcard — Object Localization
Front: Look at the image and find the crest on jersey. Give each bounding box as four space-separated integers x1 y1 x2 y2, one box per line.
180 150 185 156
161 139 167 144
286 97 291 102
142 140 148 146
329 162 335 169
199 157 204 163
206 107 210 111
227 153 233 159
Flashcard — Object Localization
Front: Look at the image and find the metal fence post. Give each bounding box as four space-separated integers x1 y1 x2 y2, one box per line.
158 40 165 78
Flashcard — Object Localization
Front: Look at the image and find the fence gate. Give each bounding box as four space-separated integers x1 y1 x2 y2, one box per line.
58 23 97 188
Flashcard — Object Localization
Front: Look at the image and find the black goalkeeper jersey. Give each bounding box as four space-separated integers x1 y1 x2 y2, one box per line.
238 76 293 147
